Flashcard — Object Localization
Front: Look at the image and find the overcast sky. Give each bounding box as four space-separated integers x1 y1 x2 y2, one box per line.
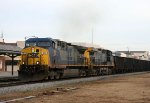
0 0 150 51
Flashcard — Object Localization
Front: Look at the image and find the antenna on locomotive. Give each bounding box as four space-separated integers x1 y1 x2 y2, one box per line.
25 36 38 40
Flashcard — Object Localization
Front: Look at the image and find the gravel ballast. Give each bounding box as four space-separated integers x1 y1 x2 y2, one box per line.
0 72 149 94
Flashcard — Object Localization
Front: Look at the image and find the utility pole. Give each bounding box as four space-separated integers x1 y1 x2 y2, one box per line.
91 27 94 46
1 30 4 38
0 30 4 43
1 32 3 38
127 47 130 57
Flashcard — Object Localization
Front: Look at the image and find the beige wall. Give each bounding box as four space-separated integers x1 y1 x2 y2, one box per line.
6 65 19 71
0 56 5 71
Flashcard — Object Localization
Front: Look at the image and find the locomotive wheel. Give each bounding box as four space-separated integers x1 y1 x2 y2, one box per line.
79 69 86 77
108 69 112 75
54 73 60 80
59 73 63 79
79 69 83 77
48 71 55 80
96 69 100 76
48 75 54 80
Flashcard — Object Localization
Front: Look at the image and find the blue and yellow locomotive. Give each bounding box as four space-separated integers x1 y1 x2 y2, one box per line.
18 37 114 81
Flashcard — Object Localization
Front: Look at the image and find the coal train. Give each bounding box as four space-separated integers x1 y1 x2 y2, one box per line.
18 37 150 81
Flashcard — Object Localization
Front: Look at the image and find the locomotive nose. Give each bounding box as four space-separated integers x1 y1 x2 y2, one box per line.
19 46 51 81
21 46 50 66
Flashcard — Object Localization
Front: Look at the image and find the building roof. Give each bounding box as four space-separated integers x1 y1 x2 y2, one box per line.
117 51 148 53
17 41 25 48
0 43 21 56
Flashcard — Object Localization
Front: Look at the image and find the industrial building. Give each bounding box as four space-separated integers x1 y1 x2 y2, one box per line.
114 51 150 60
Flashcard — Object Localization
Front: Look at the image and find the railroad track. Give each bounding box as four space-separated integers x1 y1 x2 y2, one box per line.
0 76 90 88
0 71 150 88
0 81 24 88
0 71 149 95
0 77 18 82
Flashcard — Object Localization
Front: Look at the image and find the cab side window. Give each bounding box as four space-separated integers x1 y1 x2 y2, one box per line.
52 41 55 49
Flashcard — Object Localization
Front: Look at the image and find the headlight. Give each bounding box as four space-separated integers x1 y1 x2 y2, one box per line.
32 48 35 53
21 52 26 55
36 61 39 64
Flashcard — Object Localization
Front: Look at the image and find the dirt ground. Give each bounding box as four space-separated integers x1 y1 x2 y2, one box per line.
0 73 150 103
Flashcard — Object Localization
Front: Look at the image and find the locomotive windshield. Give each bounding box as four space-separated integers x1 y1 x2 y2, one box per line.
26 41 52 47
25 38 55 48
26 42 36 47
38 42 51 47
